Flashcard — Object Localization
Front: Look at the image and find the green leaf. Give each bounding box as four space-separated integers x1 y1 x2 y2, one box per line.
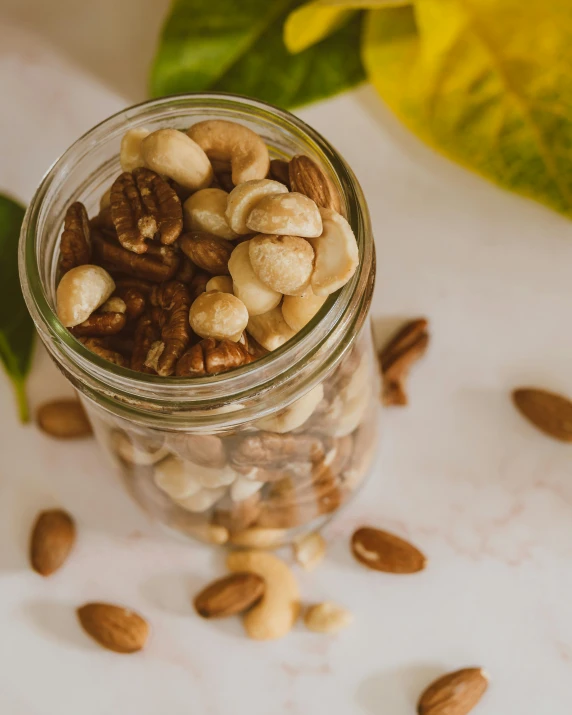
150 0 366 109
0 195 35 422
284 0 410 54
363 0 572 218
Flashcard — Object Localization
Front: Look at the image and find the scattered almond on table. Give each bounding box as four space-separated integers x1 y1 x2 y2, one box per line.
351 526 427 574
417 667 489 715
77 602 149 654
29 508 76 576
512 386 572 442
36 399 92 439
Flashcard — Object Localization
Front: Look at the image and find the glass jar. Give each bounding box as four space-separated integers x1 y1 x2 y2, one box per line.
19 93 378 548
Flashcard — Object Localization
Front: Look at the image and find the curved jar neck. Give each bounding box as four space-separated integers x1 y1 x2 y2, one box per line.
19 94 374 431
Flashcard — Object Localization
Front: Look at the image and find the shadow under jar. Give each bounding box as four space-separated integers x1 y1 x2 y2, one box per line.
19 93 379 548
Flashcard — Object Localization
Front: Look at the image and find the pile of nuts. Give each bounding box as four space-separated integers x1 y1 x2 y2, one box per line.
55 119 359 377
49 118 375 543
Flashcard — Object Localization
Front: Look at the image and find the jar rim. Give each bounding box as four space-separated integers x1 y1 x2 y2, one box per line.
19 92 374 427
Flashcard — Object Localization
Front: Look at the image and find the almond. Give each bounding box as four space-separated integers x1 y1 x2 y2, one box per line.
512 387 572 442
194 572 265 619
30 509 76 576
179 231 233 275
77 602 149 653
36 399 92 439
417 667 489 715
351 527 427 573
289 155 342 213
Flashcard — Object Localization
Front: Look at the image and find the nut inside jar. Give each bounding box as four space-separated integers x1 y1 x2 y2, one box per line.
49 110 377 546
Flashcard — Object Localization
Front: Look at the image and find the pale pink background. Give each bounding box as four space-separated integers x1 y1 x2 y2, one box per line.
1 2 572 713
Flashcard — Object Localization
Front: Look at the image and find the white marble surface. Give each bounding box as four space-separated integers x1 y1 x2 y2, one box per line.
1 8 572 714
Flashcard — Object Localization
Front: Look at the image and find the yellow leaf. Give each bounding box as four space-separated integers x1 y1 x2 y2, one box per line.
285 0 410 54
363 0 572 217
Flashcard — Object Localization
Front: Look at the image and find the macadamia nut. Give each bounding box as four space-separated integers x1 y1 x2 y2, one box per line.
249 235 314 296
56 265 115 328
189 291 249 342
183 188 237 240
205 275 234 294
141 128 213 191
256 384 324 433
228 240 282 316
247 306 296 352
282 289 327 332
246 192 322 238
226 179 288 234
308 208 359 296
188 120 270 185
120 127 150 172
176 486 226 513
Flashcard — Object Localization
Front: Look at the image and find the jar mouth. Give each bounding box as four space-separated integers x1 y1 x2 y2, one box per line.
19 93 373 424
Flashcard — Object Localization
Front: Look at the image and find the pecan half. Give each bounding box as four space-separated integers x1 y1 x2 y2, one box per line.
175 337 252 377
378 318 429 406
113 286 146 321
174 256 196 284
92 231 180 283
114 277 153 295
148 281 191 376
71 311 126 337
231 433 325 469
180 231 233 275
110 168 183 253
131 312 161 372
79 337 129 367
188 271 210 302
59 202 91 273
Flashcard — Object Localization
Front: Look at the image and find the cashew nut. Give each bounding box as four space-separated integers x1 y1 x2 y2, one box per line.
181 523 229 545
189 291 249 342
141 128 213 191
308 208 359 296
246 192 322 238
229 528 286 549
120 127 150 172
176 486 226 513
205 275 233 294
255 384 323 433
282 289 327 332
226 551 300 640
183 188 237 240
249 235 314 296
187 120 270 185
56 265 115 327
154 456 202 500
332 356 371 437
226 179 288 234
231 476 264 502
228 240 282 316
247 306 296 352
111 430 168 466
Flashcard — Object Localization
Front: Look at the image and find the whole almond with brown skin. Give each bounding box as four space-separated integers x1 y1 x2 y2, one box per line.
194 572 265 618
512 387 572 442
30 509 76 576
417 668 489 715
77 603 149 653
289 155 342 213
351 527 427 573
179 231 233 275
36 399 92 439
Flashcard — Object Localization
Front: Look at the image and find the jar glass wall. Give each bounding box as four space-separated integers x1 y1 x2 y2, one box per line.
19 93 379 547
